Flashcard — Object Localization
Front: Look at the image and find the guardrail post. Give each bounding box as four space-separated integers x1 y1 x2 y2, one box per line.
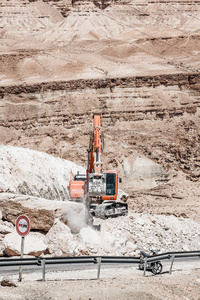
97 257 101 279
169 255 175 274
42 259 46 281
143 257 147 277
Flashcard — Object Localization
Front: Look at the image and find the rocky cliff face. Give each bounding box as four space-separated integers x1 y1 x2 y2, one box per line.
0 73 200 190
0 0 200 197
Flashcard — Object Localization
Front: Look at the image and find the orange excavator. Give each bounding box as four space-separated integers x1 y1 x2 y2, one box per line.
69 114 128 219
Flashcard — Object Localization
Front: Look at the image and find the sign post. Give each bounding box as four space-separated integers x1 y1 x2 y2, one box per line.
15 215 31 282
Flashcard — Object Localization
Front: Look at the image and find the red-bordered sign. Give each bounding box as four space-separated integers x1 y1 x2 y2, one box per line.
15 215 31 237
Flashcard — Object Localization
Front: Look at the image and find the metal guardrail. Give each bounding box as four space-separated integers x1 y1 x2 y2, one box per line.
142 251 200 267
0 251 199 281
145 251 200 261
142 251 200 276
0 258 38 267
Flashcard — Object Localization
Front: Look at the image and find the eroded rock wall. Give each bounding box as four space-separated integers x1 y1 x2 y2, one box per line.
1 74 200 189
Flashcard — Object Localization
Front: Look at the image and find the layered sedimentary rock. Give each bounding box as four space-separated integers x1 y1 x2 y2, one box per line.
0 0 200 190
0 74 200 188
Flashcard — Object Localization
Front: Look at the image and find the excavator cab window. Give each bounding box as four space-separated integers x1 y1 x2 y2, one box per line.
106 173 116 196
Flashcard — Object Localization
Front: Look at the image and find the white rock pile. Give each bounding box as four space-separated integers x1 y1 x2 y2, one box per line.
44 212 200 256
97 213 200 255
0 145 85 200
1 208 200 257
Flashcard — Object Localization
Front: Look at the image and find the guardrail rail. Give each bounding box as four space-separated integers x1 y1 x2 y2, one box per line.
0 251 199 281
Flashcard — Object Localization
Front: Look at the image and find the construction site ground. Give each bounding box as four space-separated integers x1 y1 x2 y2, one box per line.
0 264 200 300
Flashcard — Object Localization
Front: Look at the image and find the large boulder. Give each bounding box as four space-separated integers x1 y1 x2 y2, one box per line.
0 193 60 232
45 219 99 257
45 219 78 256
0 193 89 233
3 232 47 257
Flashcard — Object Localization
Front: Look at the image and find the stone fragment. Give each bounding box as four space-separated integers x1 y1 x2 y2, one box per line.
117 189 129 202
0 223 13 235
1 276 17 287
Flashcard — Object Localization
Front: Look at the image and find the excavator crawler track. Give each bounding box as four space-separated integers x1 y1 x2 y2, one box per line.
90 201 128 219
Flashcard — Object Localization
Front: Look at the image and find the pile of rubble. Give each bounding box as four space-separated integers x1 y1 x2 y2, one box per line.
1 196 200 257
0 145 199 258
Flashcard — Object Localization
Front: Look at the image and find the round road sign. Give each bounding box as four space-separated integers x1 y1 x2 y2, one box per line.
15 215 31 237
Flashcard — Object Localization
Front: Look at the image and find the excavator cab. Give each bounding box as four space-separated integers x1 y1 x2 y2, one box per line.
69 170 118 201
